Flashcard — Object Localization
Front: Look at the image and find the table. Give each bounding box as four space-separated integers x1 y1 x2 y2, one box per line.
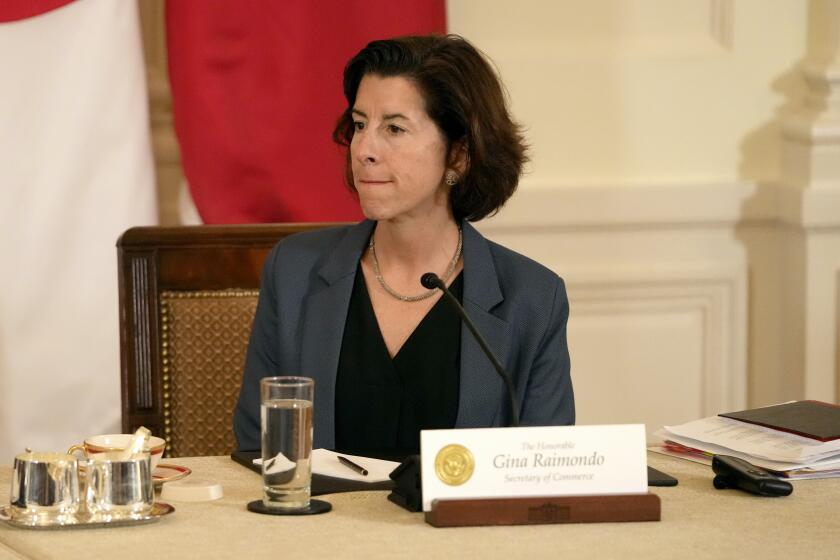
1 453 838 559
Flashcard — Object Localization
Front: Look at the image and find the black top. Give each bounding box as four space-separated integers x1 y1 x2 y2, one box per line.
334 266 463 456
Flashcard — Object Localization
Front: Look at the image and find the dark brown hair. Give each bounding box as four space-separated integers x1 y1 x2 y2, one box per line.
333 34 527 222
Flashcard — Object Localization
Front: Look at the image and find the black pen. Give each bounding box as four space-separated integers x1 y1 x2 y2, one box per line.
338 455 368 476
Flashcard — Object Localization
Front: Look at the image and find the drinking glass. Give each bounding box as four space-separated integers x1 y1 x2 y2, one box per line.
260 376 314 510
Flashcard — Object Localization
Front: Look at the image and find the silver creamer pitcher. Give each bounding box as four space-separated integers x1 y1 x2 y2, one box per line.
11 451 80 525
85 451 154 521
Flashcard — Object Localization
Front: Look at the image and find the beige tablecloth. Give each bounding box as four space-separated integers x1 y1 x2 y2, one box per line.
0 453 838 559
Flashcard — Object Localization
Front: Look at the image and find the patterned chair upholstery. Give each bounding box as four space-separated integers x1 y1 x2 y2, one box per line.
117 224 332 458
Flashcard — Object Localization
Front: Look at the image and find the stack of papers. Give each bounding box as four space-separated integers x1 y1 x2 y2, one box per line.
651 414 840 479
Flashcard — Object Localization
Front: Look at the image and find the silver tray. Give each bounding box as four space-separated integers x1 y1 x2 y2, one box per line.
0 502 175 530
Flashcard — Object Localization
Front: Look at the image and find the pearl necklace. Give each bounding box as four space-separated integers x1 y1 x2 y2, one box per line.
369 228 463 302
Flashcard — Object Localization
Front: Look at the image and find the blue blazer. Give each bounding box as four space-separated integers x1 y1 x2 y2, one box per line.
233 220 574 450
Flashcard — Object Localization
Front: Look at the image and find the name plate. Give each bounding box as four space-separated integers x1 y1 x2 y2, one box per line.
420 424 647 511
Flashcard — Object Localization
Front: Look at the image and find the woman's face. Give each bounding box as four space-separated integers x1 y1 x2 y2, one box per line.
350 74 452 223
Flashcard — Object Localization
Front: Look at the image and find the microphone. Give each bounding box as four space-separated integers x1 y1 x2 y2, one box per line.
419 272 443 290
421 272 520 427
387 271 521 512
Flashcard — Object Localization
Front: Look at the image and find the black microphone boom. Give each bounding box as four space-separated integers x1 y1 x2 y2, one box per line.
421 272 520 427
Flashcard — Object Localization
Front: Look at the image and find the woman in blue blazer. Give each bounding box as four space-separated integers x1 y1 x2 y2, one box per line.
234 35 574 454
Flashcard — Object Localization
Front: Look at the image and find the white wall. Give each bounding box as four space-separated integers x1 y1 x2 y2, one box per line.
449 0 840 433
450 0 806 186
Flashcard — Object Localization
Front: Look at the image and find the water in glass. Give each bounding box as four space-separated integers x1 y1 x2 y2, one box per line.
261 398 313 509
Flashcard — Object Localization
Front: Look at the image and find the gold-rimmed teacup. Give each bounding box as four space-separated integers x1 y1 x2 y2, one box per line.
68 434 166 470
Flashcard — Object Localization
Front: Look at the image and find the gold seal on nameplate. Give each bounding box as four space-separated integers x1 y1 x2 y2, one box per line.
434 444 475 486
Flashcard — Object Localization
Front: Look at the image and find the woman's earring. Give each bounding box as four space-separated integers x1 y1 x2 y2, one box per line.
444 171 458 186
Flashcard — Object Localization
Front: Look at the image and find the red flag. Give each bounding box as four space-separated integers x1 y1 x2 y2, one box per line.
166 1 446 224
0 0 74 22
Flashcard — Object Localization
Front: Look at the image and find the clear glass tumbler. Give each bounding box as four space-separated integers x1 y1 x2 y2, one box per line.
260 376 314 510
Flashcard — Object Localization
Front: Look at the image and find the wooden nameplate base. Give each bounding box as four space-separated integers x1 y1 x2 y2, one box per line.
425 493 660 527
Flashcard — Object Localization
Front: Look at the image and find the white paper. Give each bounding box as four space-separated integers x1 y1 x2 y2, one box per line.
253 449 399 483
263 452 296 474
648 443 840 480
647 443 713 466
658 431 840 471
664 416 840 462
310 450 399 482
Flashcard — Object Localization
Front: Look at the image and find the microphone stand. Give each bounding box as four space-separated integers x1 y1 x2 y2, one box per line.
420 272 520 427
388 272 522 513
388 272 519 511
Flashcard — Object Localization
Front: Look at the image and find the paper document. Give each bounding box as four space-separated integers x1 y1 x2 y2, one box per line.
648 441 840 480
253 449 399 483
664 416 840 462
654 409 840 480
655 431 840 471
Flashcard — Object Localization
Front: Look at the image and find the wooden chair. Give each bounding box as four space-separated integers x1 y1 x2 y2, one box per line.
117 223 332 457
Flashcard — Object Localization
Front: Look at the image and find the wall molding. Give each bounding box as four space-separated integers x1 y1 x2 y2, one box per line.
568 263 746 416
475 176 840 418
483 180 840 231
475 0 734 61
837 272 840 404
709 0 735 51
